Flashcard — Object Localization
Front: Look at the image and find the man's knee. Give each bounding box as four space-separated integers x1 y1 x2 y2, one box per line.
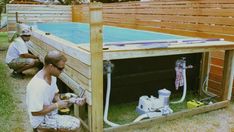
27 58 40 67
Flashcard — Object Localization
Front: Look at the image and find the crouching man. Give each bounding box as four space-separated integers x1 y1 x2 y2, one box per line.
5 28 40 79
26 50 85 132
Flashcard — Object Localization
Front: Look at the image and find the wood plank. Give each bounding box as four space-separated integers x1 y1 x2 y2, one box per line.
102 43 234 60
103 4 234 9
210 65 223 76
88 105 92 131
103 14 234 26
7 4 71 8
104 101 229 132
211 57 224 66
31 36 91 79
208 80 222 90
221 50 234 100
7 10 71 14
209 73 223 83
211 51 225 59
30 36 91 91
90 3 103 132
103 8 234 17
104 0 234 7
133 20 234 35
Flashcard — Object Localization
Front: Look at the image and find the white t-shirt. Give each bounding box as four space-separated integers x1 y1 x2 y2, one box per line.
26 71 59 128
5 37 29 63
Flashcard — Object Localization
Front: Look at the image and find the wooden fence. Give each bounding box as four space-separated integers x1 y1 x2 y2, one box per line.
6 4 72 38
72 0 234 98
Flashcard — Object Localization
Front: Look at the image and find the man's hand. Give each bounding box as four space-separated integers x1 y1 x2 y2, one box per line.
57 100 69 109
69 97 86 106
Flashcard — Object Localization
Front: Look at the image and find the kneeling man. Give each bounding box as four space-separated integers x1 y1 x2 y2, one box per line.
26 50 85 132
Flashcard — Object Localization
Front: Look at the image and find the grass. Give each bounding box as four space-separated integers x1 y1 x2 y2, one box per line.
0 56 16 130
0 32 8 50
0 33 15 131
105 89 215 128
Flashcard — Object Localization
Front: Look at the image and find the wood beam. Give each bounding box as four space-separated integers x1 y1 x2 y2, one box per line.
90 2 103 132
221 50 234 100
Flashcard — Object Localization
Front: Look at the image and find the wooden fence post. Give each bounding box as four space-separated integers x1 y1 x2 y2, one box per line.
89 2 103 132
221 50 234 100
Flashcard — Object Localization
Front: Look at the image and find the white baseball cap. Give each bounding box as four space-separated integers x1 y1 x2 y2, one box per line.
20 28 31 36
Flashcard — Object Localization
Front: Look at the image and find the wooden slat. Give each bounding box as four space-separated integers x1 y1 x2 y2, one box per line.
103 8 234 17
209 80 222 90
103 14 234 26
209 73 223 83
211 57 224 66
210 65 223 76
30 36 91 79
29 42 91 90
211 51 224 59
6 4 72 40
103 4 234 9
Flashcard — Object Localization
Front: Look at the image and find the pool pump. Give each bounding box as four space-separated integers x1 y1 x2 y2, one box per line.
134 89 173 122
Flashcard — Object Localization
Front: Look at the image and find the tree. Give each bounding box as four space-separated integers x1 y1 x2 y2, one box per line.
0 0 9 16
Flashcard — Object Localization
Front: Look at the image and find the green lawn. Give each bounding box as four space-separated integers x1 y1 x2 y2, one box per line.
0 32 8 50
0 33 15 131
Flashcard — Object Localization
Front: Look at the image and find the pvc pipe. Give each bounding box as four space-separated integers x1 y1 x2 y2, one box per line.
104 65 120 127
171 61 187 104
133 114 149 122
104 63 148 126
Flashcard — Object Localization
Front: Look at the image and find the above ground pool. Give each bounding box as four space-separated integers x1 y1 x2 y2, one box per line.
34 22 191 44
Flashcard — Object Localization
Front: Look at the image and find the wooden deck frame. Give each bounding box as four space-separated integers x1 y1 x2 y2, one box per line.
14 2 234 132
79 3 234 132
104 100 229 132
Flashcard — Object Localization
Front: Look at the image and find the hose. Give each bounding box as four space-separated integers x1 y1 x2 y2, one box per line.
133 114 149 122
171 60 187 104
202 76 217 97
104 61 120 127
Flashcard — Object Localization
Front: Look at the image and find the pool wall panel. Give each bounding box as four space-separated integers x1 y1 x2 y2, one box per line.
30 36 92 91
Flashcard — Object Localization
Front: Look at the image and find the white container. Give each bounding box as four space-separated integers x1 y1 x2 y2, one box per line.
158 88 171 107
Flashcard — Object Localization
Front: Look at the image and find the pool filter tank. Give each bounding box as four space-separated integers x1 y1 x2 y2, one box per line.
136 88 173 116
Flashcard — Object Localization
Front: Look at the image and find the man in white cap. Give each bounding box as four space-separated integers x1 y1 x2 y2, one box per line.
5 28 40 79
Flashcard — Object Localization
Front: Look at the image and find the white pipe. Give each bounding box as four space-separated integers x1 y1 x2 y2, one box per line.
133 114 149 122
104 65 120 127
171 61 187 104
202 76 217 97
104 62 173 125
